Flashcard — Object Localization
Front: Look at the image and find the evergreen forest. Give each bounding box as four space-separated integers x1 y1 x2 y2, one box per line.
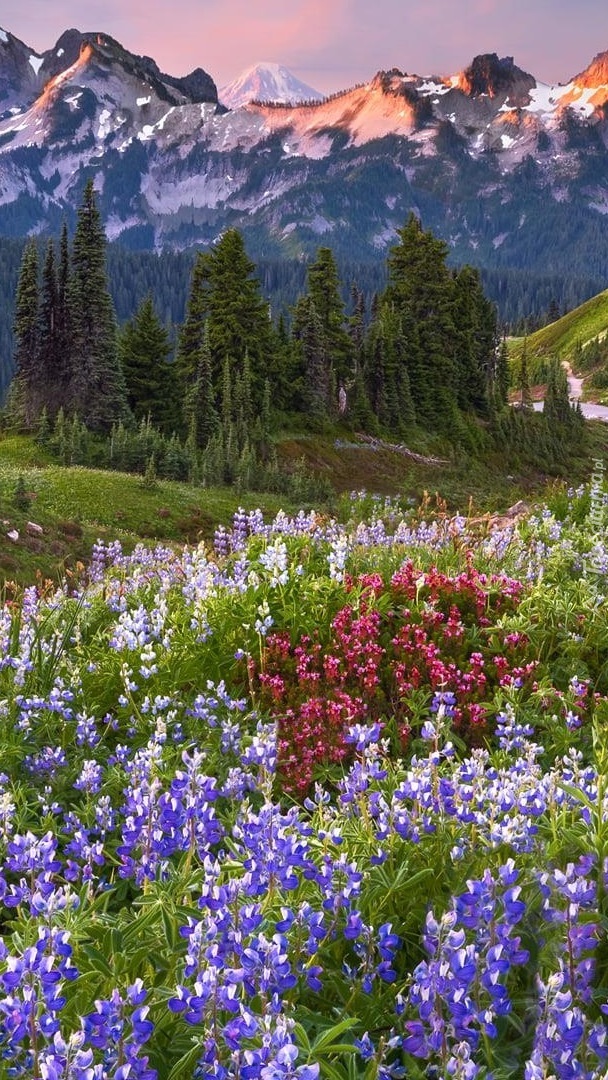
3 181 584 495
1 233 606 407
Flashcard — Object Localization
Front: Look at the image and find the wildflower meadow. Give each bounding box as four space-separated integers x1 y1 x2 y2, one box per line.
1 488 608 1079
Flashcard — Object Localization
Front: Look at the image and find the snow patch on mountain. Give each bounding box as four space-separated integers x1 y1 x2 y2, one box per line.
0 28 8 44
524 78 608 122
417 79 451 97
220 62 323 109
29 55 44 75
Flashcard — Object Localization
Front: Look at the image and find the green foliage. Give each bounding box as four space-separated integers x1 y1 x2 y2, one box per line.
142 452 158 488
68 179 129 431
11 237 40 428
12 473 29 511
119 294 178 432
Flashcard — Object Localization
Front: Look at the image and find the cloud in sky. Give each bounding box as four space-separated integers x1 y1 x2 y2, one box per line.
3 0 608 92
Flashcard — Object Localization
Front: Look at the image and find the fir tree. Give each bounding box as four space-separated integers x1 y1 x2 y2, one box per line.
68 179 128 432
186 326 220 449
364 306 416 434
384 214 457 424
518 338 532 408
544 359 572 425
220 357 233 429
175 251 210 389
12 239 40 428
451 265 494 416
495 339 510 407
13 474 30 511
348 284 366 374
176 230 275 423
119 294 176 431
292 296 331 427
307 247 352 384
55 222 71 405
37 239 67 418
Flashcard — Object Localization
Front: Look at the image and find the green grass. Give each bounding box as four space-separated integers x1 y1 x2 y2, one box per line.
508 289 608 362
0 435 297 586
3 425 608 587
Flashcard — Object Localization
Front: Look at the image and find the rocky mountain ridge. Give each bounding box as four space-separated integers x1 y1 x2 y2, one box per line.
1 27 608 277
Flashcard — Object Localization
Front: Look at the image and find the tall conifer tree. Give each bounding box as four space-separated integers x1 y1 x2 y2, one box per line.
186 325 219 449
384 214 457 424
37 239 65 417
307 247 352 384
12 239 40 427
175 251 211 390
292 295 331 425
119 294 176 431
68 179 128 431
56 222 71 386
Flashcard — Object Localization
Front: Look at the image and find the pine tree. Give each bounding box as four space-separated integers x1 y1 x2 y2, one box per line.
175 251 211 389
68 179 128 431
119 294 176 431
186 325 219 449
37 239 66 418
12 239 40 428
307 247 352 384
292 296 331 427
384 214 457 424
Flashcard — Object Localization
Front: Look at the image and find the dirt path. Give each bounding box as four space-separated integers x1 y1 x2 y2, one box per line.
562 361 584 401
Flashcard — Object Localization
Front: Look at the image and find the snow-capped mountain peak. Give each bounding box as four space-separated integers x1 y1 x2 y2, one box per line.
220 61 323 109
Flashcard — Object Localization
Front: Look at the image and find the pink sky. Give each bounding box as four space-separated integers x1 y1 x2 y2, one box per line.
3 0 608 93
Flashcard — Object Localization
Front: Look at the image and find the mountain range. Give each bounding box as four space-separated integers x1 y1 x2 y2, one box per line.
2 26 608 285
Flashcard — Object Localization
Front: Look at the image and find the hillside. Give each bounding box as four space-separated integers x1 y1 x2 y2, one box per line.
509 288 608 361
2 422 608 586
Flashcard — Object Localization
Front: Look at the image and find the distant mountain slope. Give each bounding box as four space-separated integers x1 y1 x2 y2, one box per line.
220 62 323 108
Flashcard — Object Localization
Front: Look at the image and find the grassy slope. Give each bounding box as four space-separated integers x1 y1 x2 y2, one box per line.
0 435 298 587
3 424 608 587
508 289 608 362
